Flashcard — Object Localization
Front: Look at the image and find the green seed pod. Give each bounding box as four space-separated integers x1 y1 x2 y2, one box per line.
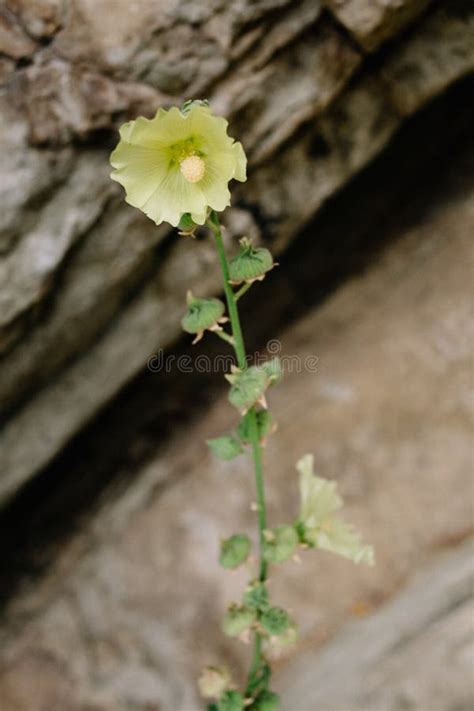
222 605 256 637
263 525 299 564
228 238 274 284
243 582 269 612
207 435 243 461
219 534 251 569
217 690 245 711
248 691 281 711
260 607 290 636
227 366 270 413
237 410 275 444
181 291 226 342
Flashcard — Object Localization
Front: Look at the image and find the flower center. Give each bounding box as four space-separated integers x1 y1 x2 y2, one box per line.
180 155 205 183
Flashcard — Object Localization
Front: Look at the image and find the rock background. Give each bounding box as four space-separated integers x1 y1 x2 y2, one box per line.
0 1 473 710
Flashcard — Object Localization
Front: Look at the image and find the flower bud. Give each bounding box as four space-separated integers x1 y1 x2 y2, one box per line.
219 534 251 569
243 582 269 612
248 691 280 711
198 666 231 699
222 604 256 637
178 212 198 236
260 607 291 636
263 525 298 564
181 98 209 115
226 366 270 414
228 238 275 284
181 291 227 343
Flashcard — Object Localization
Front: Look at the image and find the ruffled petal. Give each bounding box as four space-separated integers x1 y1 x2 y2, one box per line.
141 168 207 227
306 518 374 566
232 141 247 182
199 152 235 212
297 455 342 527
110 142 169 208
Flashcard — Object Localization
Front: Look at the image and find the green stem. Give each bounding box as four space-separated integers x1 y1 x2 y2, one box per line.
207 211 268 691
214 329 235 346
234 282 252 302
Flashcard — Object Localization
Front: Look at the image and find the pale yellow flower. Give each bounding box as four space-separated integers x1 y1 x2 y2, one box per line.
110 102 247 227
296 454 374 566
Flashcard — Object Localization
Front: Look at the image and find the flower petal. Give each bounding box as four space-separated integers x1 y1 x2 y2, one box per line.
306 518 374 566
110 141 169 208
141 168 207 227
297 455 342 527
232 141 247 182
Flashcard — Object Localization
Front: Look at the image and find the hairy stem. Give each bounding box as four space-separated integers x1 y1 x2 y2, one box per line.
207 211 268 691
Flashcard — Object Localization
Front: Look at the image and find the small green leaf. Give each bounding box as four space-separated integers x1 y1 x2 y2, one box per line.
217 690 245 711
219 534 251 569
260 607 290 636
207 435 243 460
263 525 298 564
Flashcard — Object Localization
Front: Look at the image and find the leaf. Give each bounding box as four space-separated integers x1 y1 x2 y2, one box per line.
219 534 251 568
207 435 243 460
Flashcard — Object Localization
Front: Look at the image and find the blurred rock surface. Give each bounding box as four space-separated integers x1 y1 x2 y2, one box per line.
1 0 473 501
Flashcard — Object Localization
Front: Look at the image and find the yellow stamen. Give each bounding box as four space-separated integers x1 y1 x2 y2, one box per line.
180 155 205 183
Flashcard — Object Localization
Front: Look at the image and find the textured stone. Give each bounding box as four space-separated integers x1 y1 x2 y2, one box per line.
6 0 64 39
0 6 36 58
279 540 474 710
325 0 432 51
16 57 161 146
382 1 474 115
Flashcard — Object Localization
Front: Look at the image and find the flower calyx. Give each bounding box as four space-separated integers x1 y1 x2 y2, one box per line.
225 365 269 414
263 525 298 565
219 534 251 569
181 291 228 344
228 238 276 285
222 604 257 639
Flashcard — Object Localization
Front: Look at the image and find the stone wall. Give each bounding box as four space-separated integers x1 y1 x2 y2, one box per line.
1 0 473 501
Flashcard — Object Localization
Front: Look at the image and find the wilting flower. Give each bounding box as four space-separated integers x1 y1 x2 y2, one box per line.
296 454 374 566
110 102 247 227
